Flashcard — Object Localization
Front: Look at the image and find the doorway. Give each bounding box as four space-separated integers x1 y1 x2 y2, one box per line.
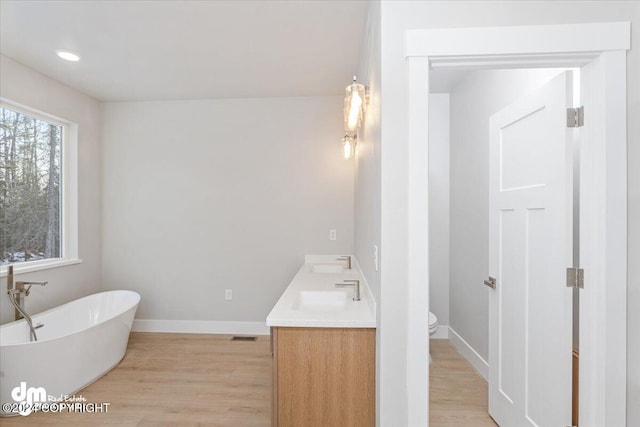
405 22 630 426
428 66 580 426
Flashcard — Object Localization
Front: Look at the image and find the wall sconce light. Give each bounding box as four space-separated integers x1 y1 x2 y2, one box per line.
342 134 357 160
342 76 367 159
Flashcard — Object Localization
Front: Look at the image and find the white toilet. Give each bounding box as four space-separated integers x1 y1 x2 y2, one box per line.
428 311 439 337
428 311 439 363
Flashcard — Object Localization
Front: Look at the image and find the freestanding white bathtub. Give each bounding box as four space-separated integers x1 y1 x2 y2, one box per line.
0 290 140 416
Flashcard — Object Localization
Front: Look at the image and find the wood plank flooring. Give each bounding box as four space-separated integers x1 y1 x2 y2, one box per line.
430 339 498 426
1 333 272 426
2 333 496 426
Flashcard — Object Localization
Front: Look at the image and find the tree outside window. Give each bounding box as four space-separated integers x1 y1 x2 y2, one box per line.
0 106 62 265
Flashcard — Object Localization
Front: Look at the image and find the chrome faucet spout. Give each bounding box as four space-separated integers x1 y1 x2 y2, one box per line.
17 281 48 296
335 279 361 301
336 255 352 270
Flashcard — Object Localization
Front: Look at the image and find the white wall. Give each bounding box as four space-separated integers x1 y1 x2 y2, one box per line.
449 68 564 360
629 5 640 424
428 94 450 331
354 2 385 425
356 0 381 312
101 96 353 324
378 1 639 424
0 55 102 324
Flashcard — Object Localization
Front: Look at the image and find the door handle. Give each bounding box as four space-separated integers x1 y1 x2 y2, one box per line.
484 277 496 289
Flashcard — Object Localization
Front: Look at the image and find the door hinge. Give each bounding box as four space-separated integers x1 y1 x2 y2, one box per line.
567 106 584 128
566 267 584 289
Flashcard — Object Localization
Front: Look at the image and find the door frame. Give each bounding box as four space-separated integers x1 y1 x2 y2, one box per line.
404 22 630 426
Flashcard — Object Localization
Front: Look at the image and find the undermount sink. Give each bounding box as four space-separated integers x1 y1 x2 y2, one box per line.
311 263 345 273
294 290 348 311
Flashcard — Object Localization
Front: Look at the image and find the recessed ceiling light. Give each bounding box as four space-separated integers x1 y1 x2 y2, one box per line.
56 50 80 62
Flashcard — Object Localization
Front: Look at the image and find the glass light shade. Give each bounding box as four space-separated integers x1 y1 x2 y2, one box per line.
344 80 366 133
342 135 356 160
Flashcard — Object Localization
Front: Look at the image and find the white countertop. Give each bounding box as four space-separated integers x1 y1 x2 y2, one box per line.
266 255 377 328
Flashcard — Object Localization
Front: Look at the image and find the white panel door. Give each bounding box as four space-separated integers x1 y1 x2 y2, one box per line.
488 72 574 427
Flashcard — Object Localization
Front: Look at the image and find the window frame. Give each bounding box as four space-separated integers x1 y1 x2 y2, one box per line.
0 98 80 276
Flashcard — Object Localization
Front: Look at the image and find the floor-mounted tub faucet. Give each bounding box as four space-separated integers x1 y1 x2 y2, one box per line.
336 255 352 270
12 279 48 319
6 263 13 292
6 265 48 341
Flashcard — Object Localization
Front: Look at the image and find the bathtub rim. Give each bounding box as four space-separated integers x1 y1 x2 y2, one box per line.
0 290 140 347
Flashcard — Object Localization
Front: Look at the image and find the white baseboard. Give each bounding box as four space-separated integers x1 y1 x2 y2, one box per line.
448 327 489 380
132 319 270 335
430 325 449 339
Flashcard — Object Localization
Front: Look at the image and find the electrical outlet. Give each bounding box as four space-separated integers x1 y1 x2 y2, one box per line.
329 229 337 241
225 289 233 300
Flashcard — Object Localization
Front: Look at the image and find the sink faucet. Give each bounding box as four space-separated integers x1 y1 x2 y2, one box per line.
336 255 352 270
335 279 361 301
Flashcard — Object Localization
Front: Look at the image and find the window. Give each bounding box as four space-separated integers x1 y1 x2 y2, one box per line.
0 102 79 272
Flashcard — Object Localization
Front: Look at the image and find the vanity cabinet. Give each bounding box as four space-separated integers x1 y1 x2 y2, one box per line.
271 327 375 427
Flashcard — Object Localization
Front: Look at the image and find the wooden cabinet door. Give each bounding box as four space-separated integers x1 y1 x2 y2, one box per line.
274 327 375 427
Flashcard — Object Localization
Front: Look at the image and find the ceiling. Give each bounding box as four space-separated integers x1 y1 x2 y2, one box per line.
0 1 368 102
